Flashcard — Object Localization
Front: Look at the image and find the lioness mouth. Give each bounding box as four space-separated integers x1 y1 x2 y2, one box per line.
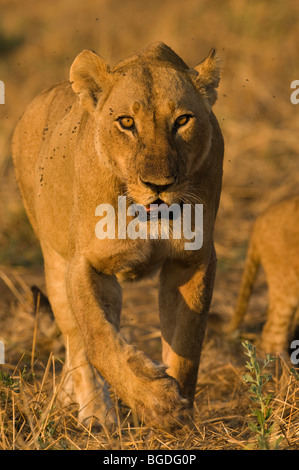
145 198 179 221
145 198 165 213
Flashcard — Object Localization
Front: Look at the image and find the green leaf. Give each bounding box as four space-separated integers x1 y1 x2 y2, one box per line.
257 435 269 450
248 421 259 433
264 395 273 407
257 376 264 387
250 384 258 395
243 374 254 383
274 436 284 449
256 410 265 427
290 368 299 381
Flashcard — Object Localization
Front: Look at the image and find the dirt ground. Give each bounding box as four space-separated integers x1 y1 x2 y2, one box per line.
0 0 299 450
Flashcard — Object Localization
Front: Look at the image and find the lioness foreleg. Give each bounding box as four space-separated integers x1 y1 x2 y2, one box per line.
159 252 216 408
65 255 188 429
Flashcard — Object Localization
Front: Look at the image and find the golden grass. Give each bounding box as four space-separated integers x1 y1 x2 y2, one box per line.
1 358 298 450
0 347 298 450
0 269 298 450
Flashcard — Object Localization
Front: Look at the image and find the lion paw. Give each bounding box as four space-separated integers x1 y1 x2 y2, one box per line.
125 350 191 430
135 375 190 430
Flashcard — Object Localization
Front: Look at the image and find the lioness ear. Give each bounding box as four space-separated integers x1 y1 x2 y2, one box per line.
191 48 221 106
70 50 111 113
145 42 189 70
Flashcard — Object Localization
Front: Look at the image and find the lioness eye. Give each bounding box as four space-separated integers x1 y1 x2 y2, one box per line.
174 114 190 129
118 116 135 130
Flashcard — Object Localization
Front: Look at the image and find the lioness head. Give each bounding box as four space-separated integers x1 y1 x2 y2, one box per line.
70 42 221 208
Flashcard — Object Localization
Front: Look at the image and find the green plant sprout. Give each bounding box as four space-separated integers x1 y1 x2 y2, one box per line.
290 368 299 381
241 340 283 450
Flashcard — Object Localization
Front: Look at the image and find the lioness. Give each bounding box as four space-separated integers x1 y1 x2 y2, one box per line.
228 196 299 354
12 42 224 429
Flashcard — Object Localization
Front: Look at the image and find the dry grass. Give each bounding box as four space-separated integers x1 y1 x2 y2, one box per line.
1 347 298 450
0 0 299 451
0 268 298 450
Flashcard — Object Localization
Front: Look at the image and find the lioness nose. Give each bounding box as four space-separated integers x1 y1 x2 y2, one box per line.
140 176 176 194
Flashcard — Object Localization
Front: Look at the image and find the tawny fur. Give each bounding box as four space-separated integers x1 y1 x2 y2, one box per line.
12 42 223 429
228 196 299 353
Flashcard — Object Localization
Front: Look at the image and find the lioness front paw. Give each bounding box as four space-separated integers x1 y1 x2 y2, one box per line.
125 350 190 430
136 376 190 430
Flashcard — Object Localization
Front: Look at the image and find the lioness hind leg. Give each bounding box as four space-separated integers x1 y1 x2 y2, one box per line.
41 244 116 429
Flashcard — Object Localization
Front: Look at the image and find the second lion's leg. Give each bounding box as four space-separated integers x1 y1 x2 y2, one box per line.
260 269 299 354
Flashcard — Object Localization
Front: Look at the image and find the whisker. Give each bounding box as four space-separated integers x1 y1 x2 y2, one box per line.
185 186 207 207
121 189 134 204
182 192 207 207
